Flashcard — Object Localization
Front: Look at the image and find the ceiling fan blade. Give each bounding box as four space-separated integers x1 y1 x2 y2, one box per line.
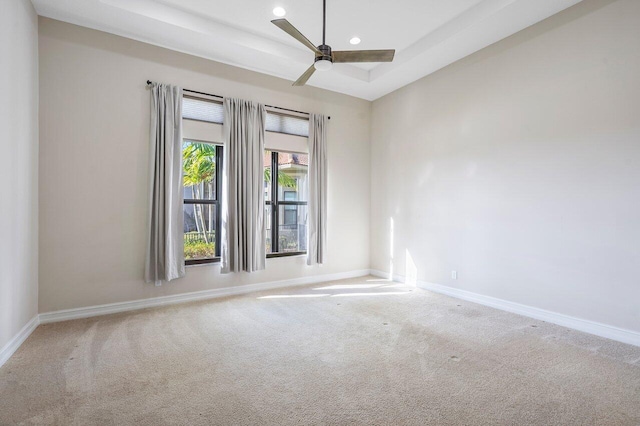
271 19 321 55
332 49 395 63
293 64 316 86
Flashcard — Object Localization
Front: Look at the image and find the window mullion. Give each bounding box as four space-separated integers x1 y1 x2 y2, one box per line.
215 146 223 258
271 152 279 253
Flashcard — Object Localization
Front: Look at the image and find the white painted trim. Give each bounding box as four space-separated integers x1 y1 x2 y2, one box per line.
39 269 371 324
0 316 40 368
369 269 640 348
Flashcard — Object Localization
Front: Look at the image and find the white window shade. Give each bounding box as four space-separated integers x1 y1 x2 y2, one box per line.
265 112 309 137
182 96 224 123
182 95 309 152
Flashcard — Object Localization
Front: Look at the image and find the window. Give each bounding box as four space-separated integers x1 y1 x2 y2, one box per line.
182 93 310 263
265 150 308 256
183 140 223 264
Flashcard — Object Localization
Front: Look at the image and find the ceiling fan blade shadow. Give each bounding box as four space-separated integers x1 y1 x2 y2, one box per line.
271 19 321 55
332 50 395 63
293 64 316 86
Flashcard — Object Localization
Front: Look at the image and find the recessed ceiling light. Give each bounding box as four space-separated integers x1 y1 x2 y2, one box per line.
273 7 286 17
349 37 361 45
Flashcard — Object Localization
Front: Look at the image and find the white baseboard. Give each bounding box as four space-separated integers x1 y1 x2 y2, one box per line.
19 267 638 369
39 269 371 324
369 269 640 348
0 315 40 368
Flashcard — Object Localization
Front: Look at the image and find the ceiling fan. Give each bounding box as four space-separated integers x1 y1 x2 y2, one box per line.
271 0 396 86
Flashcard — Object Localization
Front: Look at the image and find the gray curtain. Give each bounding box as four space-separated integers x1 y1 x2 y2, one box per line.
307 114 328 265
221 98 267 273
145 83 185 284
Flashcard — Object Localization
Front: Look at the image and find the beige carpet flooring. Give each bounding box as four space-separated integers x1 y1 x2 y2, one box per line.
1 275 639 425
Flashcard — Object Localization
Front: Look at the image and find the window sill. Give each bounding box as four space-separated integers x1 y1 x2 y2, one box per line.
185 252 307 267
185 257 220 266
267 251 307 259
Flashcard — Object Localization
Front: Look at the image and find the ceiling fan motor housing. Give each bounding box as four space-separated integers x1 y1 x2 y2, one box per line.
316 44 333 63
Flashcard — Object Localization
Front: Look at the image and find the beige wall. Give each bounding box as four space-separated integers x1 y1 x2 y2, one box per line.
0 0 39 350
371 0 640 332
38 18 371 312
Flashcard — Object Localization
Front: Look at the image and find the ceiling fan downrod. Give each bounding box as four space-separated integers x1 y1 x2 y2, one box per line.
316 0 332 69
322 0 326 45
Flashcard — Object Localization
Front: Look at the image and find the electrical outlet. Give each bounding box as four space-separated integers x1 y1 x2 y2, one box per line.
451 270 457 280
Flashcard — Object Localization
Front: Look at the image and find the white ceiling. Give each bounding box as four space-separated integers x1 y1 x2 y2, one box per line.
32 0 583 100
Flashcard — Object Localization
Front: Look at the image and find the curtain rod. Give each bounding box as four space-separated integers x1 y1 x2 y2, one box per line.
146 80 330 120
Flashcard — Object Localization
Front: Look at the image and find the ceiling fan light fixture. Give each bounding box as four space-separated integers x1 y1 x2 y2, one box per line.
314 59 333 71
272 7 286 17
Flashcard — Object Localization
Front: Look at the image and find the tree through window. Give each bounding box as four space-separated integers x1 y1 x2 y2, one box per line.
183 141 222 264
